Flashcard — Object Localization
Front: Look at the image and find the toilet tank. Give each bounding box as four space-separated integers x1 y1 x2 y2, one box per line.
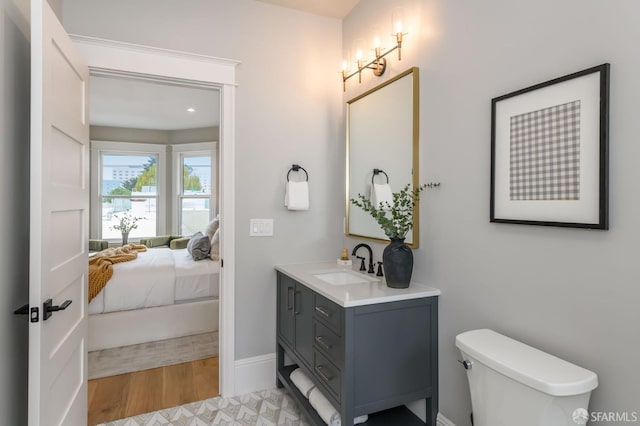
456 329 598 426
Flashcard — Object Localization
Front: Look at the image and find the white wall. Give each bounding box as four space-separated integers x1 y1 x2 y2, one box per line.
0 0 30 423
344 0 640 424
62 0 344 360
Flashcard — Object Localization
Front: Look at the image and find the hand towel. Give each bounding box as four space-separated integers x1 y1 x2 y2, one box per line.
309 388 341 426
354 415 368 424
290 368 315 399
285 181 310 211
370 183 393 210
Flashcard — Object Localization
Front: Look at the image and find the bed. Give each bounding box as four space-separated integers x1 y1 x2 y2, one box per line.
88 247 219 351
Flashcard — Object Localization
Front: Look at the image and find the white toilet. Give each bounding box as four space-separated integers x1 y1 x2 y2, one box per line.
455 329 598 426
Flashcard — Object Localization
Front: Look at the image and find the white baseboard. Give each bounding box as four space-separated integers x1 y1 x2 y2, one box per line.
405 399 455 426
233 353 276 396
437 413 456 426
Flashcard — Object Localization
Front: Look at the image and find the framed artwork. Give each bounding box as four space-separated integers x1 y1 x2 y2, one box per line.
490 63 610 229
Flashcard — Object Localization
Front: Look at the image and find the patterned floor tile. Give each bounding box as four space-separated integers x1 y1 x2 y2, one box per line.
97 388 310 426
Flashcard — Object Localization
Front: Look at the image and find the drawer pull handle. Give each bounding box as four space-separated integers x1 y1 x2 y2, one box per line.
315 306 332 318
286 286 294 311
293 291 300 315
315 335 333 350
315 365 334 382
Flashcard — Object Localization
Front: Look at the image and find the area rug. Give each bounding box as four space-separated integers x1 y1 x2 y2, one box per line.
88 331 218 380
96 388 309 426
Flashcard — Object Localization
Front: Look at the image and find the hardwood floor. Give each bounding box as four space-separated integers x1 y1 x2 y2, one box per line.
88 357 219 425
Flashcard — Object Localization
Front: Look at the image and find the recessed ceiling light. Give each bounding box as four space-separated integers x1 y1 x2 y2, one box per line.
187 107 195 112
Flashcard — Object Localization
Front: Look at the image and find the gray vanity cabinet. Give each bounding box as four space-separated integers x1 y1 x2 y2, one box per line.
277 273 314 368
276 271 438 426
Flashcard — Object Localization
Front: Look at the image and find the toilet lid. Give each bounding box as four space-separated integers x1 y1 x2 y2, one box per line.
455 329 598 396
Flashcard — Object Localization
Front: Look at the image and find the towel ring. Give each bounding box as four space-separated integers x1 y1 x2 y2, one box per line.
372 169 389 184
287 164 309 182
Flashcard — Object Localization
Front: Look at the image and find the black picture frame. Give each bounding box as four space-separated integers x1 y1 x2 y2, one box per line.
490 63 610 229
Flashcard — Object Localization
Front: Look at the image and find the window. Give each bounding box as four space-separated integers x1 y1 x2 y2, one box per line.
91 141 166 241
173 143 217 236
101 154 158 239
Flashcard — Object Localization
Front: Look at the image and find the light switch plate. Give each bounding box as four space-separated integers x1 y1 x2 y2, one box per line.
249 218 274 236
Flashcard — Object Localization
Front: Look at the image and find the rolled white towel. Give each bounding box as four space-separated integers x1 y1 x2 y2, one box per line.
285 181 310 211
370 183 393 210
290 368 315 399
309 388 341 426
354 414 368 424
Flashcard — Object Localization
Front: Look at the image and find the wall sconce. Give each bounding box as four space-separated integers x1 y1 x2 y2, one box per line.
342 7 407 91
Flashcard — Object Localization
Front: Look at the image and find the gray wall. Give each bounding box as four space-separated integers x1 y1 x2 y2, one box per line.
344 0 640 424
0 0 30 423
63 0 344 360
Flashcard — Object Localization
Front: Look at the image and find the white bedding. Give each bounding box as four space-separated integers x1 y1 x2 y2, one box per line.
89 248 219 315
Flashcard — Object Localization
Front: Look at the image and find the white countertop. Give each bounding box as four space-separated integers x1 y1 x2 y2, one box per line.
274 261 441 308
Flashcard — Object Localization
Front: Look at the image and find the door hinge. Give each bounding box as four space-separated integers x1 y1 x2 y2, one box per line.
31 307 39 322
221 258 224 267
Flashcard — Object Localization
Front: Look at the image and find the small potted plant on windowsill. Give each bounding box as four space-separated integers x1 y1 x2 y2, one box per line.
111 211 144 246
351 183 427 288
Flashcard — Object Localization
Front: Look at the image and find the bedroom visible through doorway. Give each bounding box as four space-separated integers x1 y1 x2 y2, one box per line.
86 73 222 425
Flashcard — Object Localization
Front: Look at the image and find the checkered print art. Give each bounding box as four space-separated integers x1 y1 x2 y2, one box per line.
509 100 581 200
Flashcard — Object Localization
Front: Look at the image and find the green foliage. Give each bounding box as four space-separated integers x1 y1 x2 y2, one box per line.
351 183 428 239
135 163 157 192
103 186 131 203
120 177 138 191
109 186 131 196
183 165 202 191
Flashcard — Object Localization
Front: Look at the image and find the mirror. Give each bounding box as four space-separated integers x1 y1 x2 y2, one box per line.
346 67 420 247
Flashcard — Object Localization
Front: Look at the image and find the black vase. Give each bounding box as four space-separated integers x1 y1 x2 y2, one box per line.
383 237 413 288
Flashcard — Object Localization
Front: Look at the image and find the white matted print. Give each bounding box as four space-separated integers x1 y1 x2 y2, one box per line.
491 64 609 229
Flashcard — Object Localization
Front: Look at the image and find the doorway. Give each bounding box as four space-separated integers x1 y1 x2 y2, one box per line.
69 35 238 424
85 73 222 424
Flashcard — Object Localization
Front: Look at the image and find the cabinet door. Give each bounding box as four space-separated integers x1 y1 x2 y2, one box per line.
294 283 314 367
277 274 296 348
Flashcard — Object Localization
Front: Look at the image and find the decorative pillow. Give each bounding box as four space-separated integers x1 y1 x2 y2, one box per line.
205 217 220 241
210 228 220 260
187 232 211 261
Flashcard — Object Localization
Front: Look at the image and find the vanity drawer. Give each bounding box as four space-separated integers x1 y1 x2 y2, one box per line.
313 294 343 334
313 321 344 368
313 350 341 399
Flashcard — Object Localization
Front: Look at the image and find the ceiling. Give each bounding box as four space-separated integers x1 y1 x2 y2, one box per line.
256 0 360 18
89 1 359 130
89 75 220 131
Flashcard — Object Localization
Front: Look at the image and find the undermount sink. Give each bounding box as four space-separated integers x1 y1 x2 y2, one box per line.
312 270 379 286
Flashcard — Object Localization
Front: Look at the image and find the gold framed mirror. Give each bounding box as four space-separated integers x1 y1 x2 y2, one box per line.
346 67 420 247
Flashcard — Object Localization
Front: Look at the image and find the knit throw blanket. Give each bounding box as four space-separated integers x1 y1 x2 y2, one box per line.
88 243 147 303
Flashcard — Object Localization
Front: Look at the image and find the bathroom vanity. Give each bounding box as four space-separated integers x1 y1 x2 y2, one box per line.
275 262 440 426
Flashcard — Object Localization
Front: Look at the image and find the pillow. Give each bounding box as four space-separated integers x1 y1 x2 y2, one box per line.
210 228 220 260
205 217 220 241
187 231 211 261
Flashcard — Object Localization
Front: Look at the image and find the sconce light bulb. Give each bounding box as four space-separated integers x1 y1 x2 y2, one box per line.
373 35 381 49
342 59 348 71
392 7 405 35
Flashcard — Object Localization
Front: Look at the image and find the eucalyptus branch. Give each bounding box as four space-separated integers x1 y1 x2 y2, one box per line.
111 211 144 233
351 183 428 239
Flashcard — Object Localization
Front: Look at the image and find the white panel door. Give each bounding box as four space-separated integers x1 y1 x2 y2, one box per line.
29 1 89 425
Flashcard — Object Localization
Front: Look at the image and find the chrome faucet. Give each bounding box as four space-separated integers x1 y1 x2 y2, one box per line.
352 243 375 274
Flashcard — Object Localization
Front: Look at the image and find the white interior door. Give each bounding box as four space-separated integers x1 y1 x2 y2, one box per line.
29 1 90 425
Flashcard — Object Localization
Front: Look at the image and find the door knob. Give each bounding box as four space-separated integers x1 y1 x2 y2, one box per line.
43 299 72 321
